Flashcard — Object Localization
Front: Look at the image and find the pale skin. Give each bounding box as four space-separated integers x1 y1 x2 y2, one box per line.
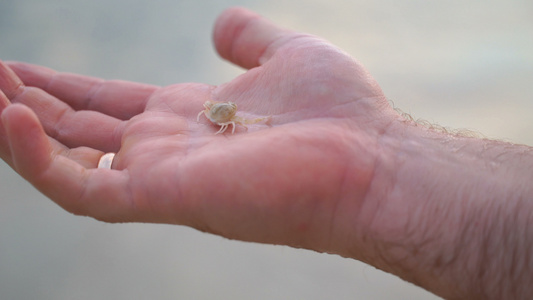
0 7 532 300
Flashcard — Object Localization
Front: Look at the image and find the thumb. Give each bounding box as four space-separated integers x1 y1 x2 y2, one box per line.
213 7 293 70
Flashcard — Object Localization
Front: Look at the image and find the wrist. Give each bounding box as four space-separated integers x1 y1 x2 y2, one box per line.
339 119 533 299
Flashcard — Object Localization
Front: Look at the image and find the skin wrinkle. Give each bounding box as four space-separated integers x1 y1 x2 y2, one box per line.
141 159 169 221
295 139 341 249
362 117 404 227
7 84 29 105
320 98 368 120
41 68 57 98
316 125 357 253
326 159 347 253
85 170 117 221
124 156 159 219
52 102 75 142
84 79 106 112
118 167 135 222
110 119 127 153
259 34 319 67
344 122 398 263
6 84 23 100
330 123 379 256
273 96 383 127
67 167 92 218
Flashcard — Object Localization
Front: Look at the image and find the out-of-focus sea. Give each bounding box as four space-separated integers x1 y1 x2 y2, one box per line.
1 0 532 299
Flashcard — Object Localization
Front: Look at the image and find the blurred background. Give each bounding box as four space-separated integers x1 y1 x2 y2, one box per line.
1 0 532 299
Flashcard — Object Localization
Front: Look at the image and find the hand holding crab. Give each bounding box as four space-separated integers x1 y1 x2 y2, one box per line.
1 6 532 300
0 5 388 239
0 6 388 247
0 7 386 242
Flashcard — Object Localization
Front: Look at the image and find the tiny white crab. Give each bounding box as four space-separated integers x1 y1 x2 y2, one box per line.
197 100 269 134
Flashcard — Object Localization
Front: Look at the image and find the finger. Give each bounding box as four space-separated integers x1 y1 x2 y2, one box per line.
2 60 121 151
213 7 294 69
0 60 24 99
9 86 123 152
1 103 133 222
0 89 104 169
7 61 159 120
1 103 57 181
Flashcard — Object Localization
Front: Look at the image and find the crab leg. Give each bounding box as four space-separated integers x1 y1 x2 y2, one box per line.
197 110 205 122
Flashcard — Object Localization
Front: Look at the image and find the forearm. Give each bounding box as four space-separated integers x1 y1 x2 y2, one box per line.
339 121 533 299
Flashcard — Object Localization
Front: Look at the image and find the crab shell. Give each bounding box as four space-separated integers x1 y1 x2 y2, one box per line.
203 101 237 123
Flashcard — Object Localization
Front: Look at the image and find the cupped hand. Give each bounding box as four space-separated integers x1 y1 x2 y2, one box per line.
0 7 395 253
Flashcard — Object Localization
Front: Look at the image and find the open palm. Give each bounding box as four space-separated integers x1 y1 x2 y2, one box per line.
0 8 393 252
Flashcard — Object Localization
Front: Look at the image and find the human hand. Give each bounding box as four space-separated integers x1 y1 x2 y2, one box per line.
3 7 533 300
0 8 395 252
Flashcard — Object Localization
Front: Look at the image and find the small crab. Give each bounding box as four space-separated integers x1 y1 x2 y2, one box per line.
197 100 269 134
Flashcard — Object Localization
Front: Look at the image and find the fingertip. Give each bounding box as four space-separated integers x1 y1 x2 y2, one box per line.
0 60 24 99
2 103 46 145
1 103 30 125
6 61 56 90
213 7 256 65
2 103 53 179
213 7 289 69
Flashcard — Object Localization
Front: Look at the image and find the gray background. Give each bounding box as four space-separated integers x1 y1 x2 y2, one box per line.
1 0 532 299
